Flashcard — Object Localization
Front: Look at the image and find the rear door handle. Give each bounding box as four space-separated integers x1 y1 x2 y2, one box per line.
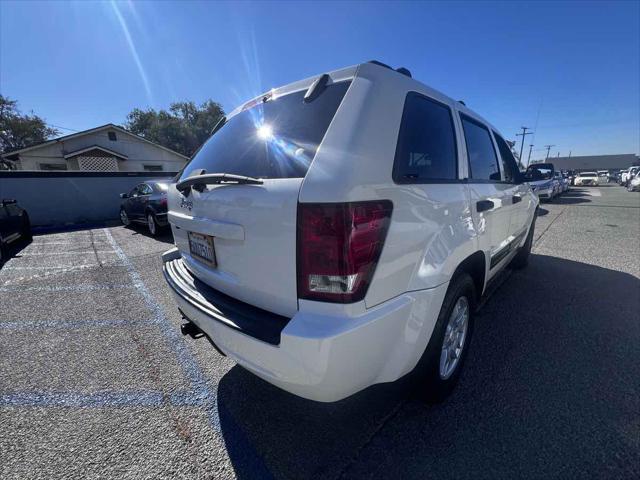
476 200 495 212
512 195 522 204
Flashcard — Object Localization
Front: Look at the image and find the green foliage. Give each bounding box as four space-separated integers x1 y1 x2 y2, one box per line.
125 100 225 157
0 95 59 155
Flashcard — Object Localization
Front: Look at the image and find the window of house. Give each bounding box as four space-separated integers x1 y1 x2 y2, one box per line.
460 115 501 181
393 92 458 182
143 164 163 172
39 163 68 171
108 131 117 141
493 132 520 183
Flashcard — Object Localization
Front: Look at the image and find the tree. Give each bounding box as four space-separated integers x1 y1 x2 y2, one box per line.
125 100 224 157
0 95 59 156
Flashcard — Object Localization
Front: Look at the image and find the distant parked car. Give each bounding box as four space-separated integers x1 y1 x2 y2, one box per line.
554 171 568 193
0 199 31 264
620 169 629 185
627 174 640 192
524 163 556 201
597 170 609 183
624 166 639 187
119 181 169 236
574 171 599 186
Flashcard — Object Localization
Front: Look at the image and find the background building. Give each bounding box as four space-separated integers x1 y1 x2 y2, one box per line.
532 154 639 172
2 124 188 172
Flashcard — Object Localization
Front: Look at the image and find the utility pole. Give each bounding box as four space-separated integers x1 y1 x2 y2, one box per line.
568 150 572 158
516 127 533 167
527 144 534 167
544 144 555 161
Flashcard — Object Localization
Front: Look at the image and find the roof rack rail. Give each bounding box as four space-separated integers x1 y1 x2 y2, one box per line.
367 60 393 70
366 60 412 79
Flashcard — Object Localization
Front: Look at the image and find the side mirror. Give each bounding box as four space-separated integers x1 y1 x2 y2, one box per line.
119 193 128 199
1 198 17 205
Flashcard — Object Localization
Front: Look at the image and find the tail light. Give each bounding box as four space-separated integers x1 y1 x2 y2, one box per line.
297 200 393 303
160 195 168 207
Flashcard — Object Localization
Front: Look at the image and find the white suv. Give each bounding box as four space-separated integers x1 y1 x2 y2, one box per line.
162 61 538 403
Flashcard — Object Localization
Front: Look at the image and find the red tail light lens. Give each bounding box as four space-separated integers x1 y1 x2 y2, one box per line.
297 200 393 303
160 196 168 207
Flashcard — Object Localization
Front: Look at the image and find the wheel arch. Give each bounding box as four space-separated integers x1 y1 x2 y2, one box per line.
450 251 486 303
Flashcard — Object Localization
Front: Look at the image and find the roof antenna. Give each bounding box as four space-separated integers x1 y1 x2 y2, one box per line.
396 67 412 78
458 100 466 106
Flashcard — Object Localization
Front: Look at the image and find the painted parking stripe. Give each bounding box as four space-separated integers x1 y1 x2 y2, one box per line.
103 228 221 431
2 263 124 270
0 391 166 408
0 318 156 330
18 251 119 256
0 284 135 293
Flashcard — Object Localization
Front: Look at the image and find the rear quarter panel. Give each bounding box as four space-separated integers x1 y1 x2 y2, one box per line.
300 64 479 309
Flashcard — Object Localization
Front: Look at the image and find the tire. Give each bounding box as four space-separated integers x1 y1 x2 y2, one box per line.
120 208 130 226
412 274 476 403
21 214 32 242
147 212 158 236
511 213 536 270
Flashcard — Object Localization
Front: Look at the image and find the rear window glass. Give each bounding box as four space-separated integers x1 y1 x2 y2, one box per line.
393 93 458 182
180 81 351 180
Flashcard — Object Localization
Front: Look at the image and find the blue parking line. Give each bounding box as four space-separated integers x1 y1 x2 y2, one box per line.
0 318 157 330
103 229 220 431
0 284 136 293
0 391 166 408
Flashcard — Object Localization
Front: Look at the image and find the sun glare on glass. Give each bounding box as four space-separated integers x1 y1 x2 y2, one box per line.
257 124 273 140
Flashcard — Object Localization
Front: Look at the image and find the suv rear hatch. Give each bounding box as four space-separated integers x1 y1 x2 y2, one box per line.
168 78 351 318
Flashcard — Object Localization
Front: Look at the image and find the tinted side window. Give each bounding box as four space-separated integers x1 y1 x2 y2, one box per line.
461 115 501 181
493 132 520 183
393 93 457 182
140 184 153 195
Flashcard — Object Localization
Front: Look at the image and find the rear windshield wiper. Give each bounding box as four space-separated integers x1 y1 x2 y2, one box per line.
176 172 263 194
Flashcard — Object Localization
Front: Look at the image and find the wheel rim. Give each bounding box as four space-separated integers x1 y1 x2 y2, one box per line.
148 214 155 234
120 210 128 225
439 296 469 380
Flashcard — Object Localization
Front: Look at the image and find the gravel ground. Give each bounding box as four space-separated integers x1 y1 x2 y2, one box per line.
0 184 638 479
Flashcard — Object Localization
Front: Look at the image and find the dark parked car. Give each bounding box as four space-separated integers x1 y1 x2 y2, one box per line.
119 181 169 236
0 198 31 264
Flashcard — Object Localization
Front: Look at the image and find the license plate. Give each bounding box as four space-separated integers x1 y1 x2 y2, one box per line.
188 232 217 267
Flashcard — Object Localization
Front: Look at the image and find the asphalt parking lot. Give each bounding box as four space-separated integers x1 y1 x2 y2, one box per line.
1 185 638 479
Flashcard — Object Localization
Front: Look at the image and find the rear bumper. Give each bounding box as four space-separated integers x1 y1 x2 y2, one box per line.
162 248 447 402
533 186 553 199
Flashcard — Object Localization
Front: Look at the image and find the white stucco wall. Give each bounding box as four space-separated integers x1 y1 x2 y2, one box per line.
14 127 187 172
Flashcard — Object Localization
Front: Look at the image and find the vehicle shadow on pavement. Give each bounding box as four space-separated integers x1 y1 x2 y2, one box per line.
0 237 32 270
217 254 640 479
123 224 175 244
552 190 592 205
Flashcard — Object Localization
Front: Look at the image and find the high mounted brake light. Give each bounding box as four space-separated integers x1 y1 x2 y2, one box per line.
297 200 393 303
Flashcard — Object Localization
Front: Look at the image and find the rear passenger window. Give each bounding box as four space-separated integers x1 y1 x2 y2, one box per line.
493 132 520 183
460 115 501 181
393 93 457 182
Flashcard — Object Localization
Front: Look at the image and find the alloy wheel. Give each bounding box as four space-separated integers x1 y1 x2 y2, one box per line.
147 214 156 235
439 296 469 380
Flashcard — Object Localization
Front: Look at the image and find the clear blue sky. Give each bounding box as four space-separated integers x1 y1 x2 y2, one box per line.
1 0 638 159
